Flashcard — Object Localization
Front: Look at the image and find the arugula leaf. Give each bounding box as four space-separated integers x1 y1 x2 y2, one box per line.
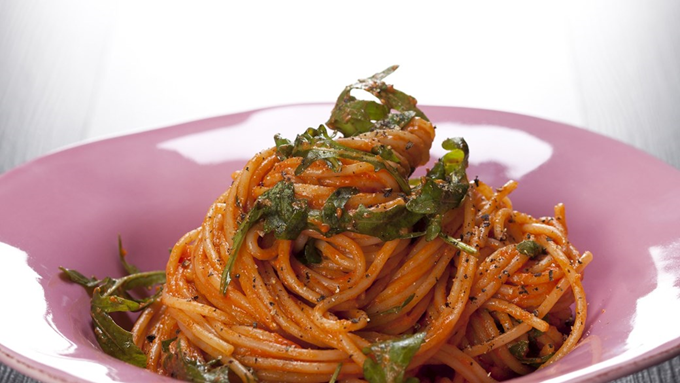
221 180 309 293
60 267 101 291
328 97 388 138
327 66 427 137
295 238 323 265
516 240 544 258
272 136 473 244
508 340 554 367
440 138 469 183
313 186 420 240
90 272 165 367
363 332 425 383
118 235 140 275
91 272 165 313
371 145 401 164
276 125 411 193
265 76 474 257
342 203 423 241
162 340 231 383
439 233 478 255
162 337 178 352
280 126 344 174
274 133 294 160
372 111 417 131
321 187 359 228
406 137 470 241
91 305 147 367
60 243 166 368
407 138 469 214
329 363 343 383
380 294 415 315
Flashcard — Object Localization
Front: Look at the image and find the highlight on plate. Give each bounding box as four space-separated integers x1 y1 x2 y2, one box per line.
62 66 592 383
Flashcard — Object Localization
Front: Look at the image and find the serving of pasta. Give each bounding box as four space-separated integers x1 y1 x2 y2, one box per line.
62 67 591 383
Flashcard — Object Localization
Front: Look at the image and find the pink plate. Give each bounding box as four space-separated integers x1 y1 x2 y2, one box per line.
1 104 680 383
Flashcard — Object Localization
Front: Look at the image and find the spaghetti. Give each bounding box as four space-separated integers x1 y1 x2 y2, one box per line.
66 67 590 383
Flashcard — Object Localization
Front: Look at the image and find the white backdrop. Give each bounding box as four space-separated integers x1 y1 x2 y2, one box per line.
5 0 678 174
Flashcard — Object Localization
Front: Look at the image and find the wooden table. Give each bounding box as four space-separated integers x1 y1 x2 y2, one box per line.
1 1 679 382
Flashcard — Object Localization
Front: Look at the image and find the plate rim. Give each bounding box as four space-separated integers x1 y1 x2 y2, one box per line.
1 103 680 383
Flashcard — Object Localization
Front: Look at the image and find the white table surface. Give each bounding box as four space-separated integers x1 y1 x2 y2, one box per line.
1 1 679 382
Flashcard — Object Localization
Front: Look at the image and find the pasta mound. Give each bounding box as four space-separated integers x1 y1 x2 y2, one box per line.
64 67 589 383
132 113 589 382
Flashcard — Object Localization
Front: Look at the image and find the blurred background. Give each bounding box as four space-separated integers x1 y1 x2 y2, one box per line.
1 1 679 382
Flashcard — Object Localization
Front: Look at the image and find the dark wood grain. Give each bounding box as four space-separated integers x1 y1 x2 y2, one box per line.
0 1 114 174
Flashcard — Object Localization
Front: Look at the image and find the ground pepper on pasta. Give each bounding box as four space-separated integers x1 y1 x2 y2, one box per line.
62 66 591 383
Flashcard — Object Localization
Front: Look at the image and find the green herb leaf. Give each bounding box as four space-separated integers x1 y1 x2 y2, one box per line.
250 77 474 262
327 97 389 137
307 188 423 241
91 272 165 313
516 240 544 258
424 213 444 241
508 340 554 367
380 294 415 315
118 235 140 275
329 363 343 383
439 233 478 255
161 337 178 352
271 136 472 243
274 134 294 160
289 126 344 174
373 111 417 131
275 125 411 193
91 305 147 367
61 243 166 368
59 267 101 291
295 238 323 265
508 339 529 360
343 203 423 241
327 66 426 137
162 340 231 383
222 180 309 293
89 271 165 367
321 187 359 228
405 179 447 215
363 332 425 383
406 137 470 240
371 145 401 164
